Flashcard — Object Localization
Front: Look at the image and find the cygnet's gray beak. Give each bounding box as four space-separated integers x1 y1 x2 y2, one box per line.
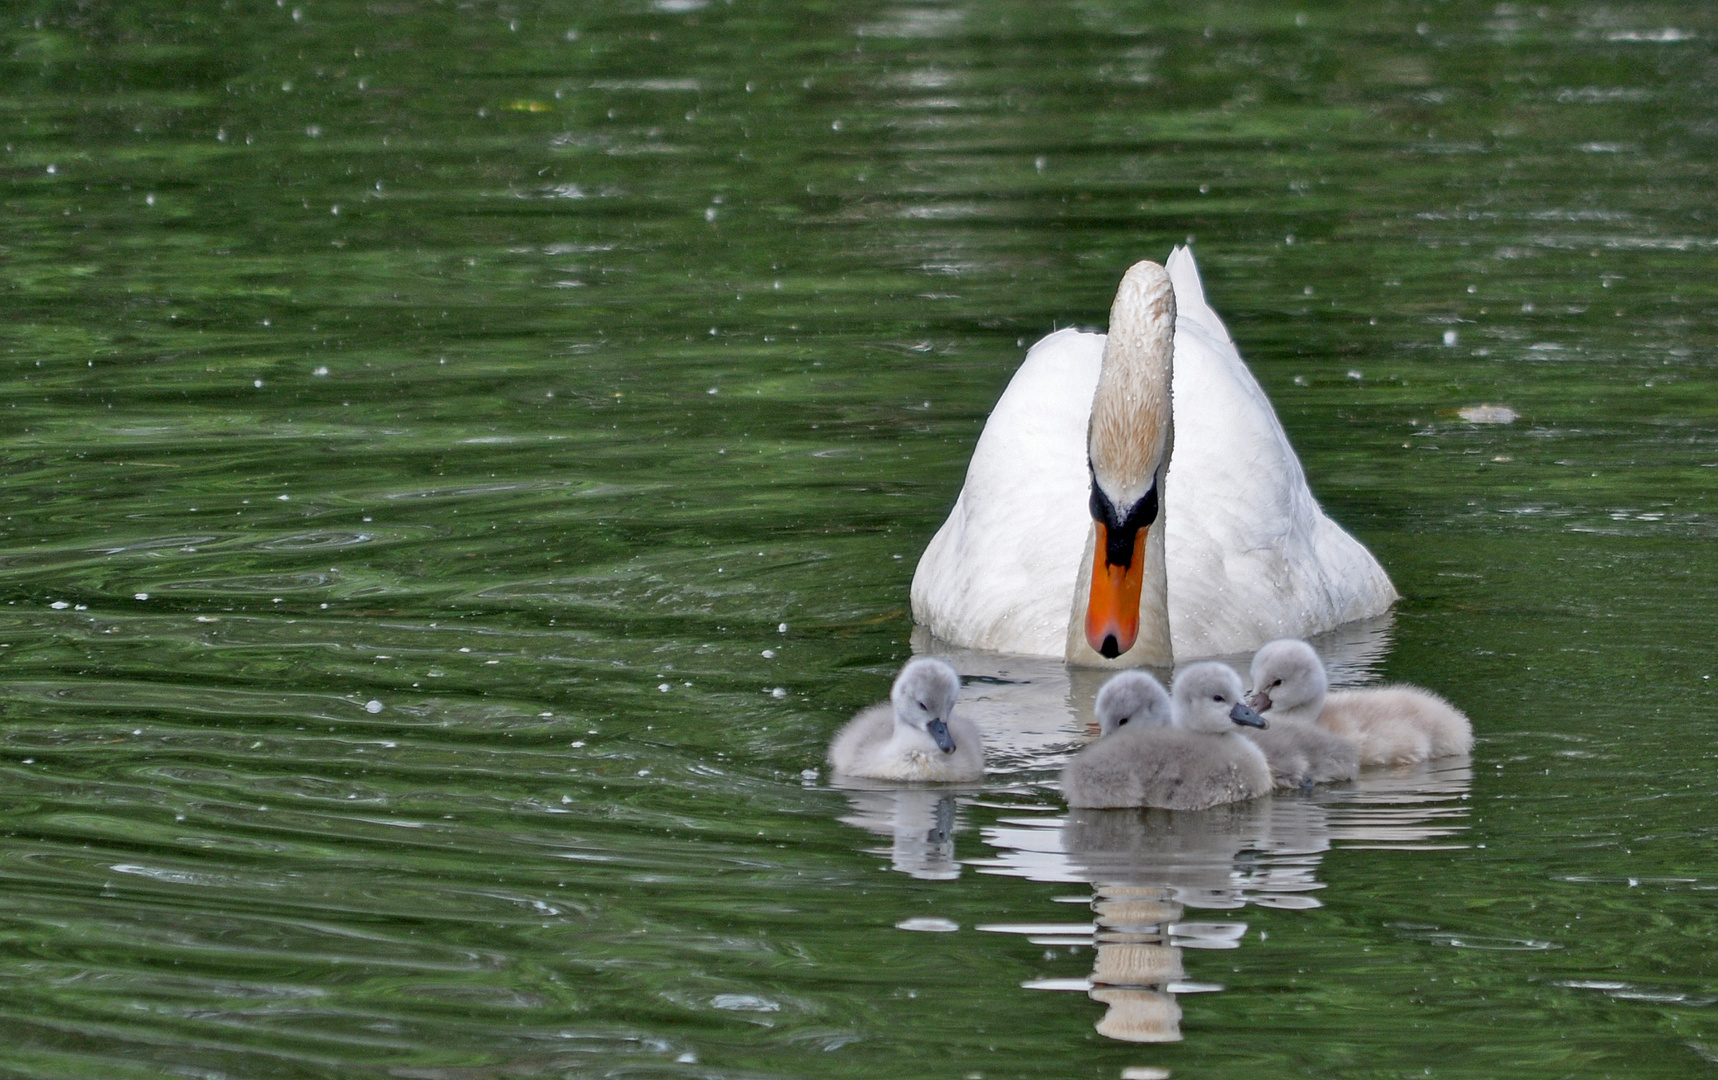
1228 701 1267 729
925 717 956 754
1246 689 1272 713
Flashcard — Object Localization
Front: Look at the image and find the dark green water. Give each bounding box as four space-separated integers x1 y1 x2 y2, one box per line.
2 1 1717 1076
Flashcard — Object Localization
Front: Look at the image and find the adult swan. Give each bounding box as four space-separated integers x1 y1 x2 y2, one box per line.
910 247 1396 667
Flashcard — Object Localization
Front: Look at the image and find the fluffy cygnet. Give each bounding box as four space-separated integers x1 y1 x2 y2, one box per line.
1094 670 1174 736
1248 639 1473 767
1062 662 1272 810
827 658 984 782
1236 645 1358 789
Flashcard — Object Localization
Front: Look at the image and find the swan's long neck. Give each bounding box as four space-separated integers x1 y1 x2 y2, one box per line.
1067 261 1175 668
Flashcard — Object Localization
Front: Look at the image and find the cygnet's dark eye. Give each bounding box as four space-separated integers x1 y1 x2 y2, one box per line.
1270 679 1282 689
1117 716 1129 727
1212 694 1225 703
916 700 927 711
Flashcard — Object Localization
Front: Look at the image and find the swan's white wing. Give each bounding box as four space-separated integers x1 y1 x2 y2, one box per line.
1163 246 1397 657
910 328 1100 656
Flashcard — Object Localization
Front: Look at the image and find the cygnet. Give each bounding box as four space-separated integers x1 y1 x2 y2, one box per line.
827 658 984 782
1236 646 1358 789
1062 662 1272 810
1247 639 1473 767
1094 670 1174 736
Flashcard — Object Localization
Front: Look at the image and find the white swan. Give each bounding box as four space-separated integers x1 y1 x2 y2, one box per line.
911 246 1396 666
827 658 984 782
1247 639 1472 766
1061 662 1272 810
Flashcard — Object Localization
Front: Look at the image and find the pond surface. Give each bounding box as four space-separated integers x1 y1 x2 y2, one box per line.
2 1 1717 1077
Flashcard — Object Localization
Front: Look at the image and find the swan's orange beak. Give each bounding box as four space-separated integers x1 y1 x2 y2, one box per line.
1085 521 1147 659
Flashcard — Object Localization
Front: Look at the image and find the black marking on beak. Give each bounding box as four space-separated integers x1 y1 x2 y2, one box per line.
926 717 956 754
1098 634 1121 659
1089 475 1160 568
1228 701 1267 729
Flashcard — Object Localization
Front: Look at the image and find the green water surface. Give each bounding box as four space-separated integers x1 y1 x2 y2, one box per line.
1 1 1716 1077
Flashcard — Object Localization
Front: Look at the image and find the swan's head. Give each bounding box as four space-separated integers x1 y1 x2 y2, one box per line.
1085 260 1176 659
1171 662 1267 736
1094 670 1173 737
890 658 963 754
1246 639 1328 715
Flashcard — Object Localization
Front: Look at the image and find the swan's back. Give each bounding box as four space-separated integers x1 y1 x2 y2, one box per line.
911 328 1102 656
1061 727 1271 811
1318 686 1473 766
1161 248 1398 657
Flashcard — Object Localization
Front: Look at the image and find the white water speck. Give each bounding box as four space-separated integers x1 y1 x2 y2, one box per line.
49 601 69 610
1459 404 1519 424
133 593 149 601
712 994 779 1012
365 699 384 714
896 917 960 932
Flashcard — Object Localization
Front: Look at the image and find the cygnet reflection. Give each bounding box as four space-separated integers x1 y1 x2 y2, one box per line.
831 777 974 880
980 758 1473 1045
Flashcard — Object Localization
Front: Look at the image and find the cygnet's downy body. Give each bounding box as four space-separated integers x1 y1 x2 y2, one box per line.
827 658 984 782
1062 663 1272 810
1247 639 1472 767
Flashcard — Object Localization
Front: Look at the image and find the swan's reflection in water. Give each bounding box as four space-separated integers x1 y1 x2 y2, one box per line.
830 777 979 881
975 760 1473 1043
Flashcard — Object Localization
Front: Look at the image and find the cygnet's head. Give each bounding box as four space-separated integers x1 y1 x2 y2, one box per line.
1171 662 1267 735
1094 671 1172 737
1246 639 1328 714
890 658 963 754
